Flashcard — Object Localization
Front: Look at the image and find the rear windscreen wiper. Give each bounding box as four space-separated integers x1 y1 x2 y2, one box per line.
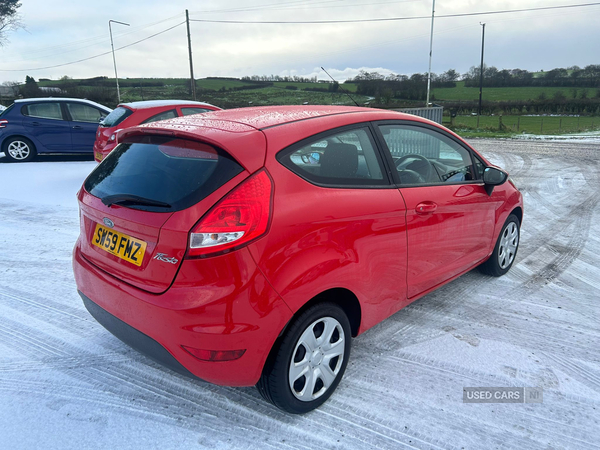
101 194 172 209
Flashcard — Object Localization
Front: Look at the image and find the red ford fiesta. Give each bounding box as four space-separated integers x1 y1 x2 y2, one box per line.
93 100 221 162
73 105 523 413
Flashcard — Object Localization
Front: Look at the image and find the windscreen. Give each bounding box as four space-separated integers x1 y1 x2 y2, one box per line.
100 106 133 127
84 136 244 212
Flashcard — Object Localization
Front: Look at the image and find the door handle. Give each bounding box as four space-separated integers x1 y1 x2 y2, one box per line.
72 125 83 129
416 202 437 214
31 121 40 126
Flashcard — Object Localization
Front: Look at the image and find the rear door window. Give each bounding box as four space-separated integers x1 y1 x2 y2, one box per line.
277 127 388 187
142 109 177 124
66 103 105 123
181 107 213 116
22 102 64 120
84 136 244 212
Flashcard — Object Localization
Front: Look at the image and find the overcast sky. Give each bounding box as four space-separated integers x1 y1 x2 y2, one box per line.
1 0 599 84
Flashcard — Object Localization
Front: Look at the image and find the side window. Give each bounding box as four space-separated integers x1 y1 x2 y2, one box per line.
181 107 212 116
142 109 177 124
67 103 104 123
378 125 475 185
22 102 63 120
278 127 387 186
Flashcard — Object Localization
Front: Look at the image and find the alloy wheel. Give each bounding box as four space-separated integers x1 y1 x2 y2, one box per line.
7 140 31 160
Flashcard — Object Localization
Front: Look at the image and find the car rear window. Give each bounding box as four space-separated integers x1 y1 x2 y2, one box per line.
0 104 14 117
84 136 244 212
100 106 132 127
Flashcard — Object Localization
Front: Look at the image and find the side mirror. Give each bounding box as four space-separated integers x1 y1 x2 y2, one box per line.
483 167 508 195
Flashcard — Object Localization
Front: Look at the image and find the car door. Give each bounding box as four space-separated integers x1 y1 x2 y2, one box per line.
65 102 106 152
21 101 72 151
375 122 496 299
269 125 410 325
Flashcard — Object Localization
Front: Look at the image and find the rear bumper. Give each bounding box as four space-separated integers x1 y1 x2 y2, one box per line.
93 141 116 162
80 291 196 378
73 242 293 386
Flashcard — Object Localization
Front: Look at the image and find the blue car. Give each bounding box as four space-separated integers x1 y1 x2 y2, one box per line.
0 98 112 162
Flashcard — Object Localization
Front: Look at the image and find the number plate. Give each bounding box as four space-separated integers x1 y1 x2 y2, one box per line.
92 223 147 266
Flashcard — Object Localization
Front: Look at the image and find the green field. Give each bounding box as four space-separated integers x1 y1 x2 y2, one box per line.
432 81 598 102
198 86 368 108
445 114 599 136
29 76 600 137
271 81 359 92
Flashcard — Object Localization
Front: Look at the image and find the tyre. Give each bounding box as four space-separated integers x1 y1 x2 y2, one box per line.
3 137 37 162
480 213 520 277
257 302 351 414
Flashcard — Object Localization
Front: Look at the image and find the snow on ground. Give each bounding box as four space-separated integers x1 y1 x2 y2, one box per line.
513 131 600 143
1 141 600 450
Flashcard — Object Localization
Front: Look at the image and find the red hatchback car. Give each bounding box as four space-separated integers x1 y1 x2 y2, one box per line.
73 106 523 413
93 100 220 162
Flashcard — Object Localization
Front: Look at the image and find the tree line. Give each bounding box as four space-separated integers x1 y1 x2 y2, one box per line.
344 69 459 101
463 65 600 88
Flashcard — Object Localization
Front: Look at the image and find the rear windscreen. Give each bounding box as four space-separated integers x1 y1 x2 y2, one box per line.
0 104 14 117
100 107 132 127
84 136 244 212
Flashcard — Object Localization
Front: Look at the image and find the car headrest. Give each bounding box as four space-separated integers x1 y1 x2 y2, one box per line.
320 143 358 178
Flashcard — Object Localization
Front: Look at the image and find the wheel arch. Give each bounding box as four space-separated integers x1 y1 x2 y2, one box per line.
511 206 523 226
259 288 361 379
290 288 362 338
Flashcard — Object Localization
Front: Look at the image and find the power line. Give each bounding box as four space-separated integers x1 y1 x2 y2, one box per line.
0 22 185 72
189 0 344 15
189 2 600 24
0 13 184 64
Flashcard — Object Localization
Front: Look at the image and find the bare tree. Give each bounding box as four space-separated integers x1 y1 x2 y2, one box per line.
0 0 22 46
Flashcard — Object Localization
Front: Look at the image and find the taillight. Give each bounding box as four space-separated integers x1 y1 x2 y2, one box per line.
0 120 8 128
187 170 273 258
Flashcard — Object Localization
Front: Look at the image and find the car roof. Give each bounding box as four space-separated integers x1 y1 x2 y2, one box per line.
145 105 428 131
14 97 112 112
119 100 219 110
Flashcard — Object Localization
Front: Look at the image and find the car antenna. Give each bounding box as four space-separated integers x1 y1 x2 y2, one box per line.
320 67 360 107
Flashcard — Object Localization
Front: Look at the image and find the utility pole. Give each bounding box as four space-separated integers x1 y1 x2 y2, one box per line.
425 0 435 108
109 19 130 103
186 10 196 101
477 22 486 128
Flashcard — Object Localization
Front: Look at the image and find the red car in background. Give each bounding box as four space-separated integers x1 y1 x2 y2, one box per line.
93 100 220 162
74 106 523 413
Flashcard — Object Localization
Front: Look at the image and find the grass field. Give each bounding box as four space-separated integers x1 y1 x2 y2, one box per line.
197 86 369 108
30 77 600 137
38 77 356 93
445 114 600 136
271 81 359 92
432 81 599 102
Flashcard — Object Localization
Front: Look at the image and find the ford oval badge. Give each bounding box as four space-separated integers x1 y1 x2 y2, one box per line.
103 217 114 228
